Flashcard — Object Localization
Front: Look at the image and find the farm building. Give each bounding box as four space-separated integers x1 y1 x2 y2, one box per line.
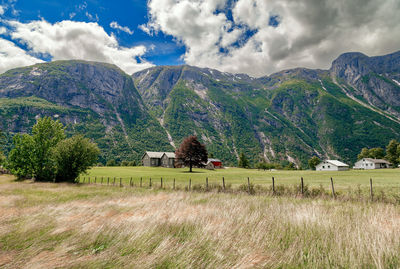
161 152 176 168
205 158 223 170
142 151 175 167
353 158 392 169
316 160 349 171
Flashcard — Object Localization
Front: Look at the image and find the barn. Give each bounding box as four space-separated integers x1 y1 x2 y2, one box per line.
142 151 175 167
161 152 176 168
315 160 349 171
205 158 223 170
353 158 392 169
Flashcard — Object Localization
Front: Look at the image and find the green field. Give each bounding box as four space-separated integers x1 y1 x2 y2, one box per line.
84 167 400 194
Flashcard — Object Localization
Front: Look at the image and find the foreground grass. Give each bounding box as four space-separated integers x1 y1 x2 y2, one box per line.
1 174 400 268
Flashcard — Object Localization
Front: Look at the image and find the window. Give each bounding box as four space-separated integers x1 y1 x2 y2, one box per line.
322 166 325 168
328 165 330 168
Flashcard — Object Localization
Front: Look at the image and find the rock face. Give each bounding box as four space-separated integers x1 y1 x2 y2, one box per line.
330 51 400 117
1 51 400 166
0 60 172 163
133 51 400 166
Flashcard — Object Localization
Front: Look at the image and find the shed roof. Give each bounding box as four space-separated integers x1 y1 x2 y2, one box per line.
323 160 349 167
163 152 176 158
208 158 221 162
362 158 391 164
144 151 164 158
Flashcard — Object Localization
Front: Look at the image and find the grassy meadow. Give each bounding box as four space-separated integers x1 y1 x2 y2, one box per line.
1 174 400 268
83 167 400 197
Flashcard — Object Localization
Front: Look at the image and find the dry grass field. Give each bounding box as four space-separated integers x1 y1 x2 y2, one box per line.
1 174 400 268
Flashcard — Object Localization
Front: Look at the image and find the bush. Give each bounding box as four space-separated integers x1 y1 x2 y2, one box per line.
54 135 100 182
106 159 117 166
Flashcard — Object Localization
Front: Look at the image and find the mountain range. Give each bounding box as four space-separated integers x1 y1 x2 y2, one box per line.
1 51 400 167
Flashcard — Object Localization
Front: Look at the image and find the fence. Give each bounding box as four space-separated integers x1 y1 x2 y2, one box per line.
78 175 386 202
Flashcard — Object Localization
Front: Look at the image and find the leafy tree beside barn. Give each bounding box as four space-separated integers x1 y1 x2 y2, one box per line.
175 136 208 172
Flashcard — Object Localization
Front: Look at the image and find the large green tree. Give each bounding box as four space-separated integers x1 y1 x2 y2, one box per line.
308 156 320 170
30 117 66 181
54 135 99 182
358 147 385 160
6 134 34 179
385 140 400 166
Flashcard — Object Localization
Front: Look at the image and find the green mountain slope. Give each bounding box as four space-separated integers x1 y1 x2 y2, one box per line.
0 61 172 163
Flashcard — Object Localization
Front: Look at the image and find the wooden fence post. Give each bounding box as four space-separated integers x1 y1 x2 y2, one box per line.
107 177 109 185
150 177 152 188
247 177 251 194
113 177 115 186
206 177 208 191
161 177 163 189
88 177 90 184
83 177 85 184
189 178 191 191
173 178 176 190
130 177 132 187
370 178 373 201
101 177 103 185
120 178 122 187
272 177 275 195
222 177 225 190
95 177 97 184
330 177 336 199
301 177 304 195
140 177 142 188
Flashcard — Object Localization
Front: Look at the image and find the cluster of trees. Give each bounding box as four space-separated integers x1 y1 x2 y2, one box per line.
358 139 400 166
4 117 99 182
105 159 137 167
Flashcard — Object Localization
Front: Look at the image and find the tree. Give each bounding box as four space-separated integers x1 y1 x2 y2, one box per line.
308 156 320 170
54 135 99 182
175 136 208 172
6 134 34 179
238 152 249 168
31 117 65 181
385 139 400 166
106 159 117 166
357 147 370 160
369 147 385 159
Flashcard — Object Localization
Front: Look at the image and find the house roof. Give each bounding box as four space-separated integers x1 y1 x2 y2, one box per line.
144 151 165 158
322 160 349 167
163 152 176 158
362 158 391 164
208 158 221 162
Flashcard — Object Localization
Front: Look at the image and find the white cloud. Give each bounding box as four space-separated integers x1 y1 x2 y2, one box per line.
6 19 153 74
0 38 43 74
0 5 4 15
0 27 6 34
110 21 134 35
144 0 400 76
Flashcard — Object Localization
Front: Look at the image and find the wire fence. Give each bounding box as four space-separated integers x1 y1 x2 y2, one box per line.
77 175 399 204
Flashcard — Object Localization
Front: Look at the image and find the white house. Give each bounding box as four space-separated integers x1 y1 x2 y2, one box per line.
353 158 391 169
316 160 349 171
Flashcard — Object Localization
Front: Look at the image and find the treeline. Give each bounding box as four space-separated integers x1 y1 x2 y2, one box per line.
0 117 99 182
357 139 400 166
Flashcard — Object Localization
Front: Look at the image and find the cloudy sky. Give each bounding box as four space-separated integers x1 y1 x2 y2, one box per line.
0 0 399 76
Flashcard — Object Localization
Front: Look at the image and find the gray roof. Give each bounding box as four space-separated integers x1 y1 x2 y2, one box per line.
163 152 176 158
144 151 165 158
321 160 349 167
208 158 221 162
362 158 391 164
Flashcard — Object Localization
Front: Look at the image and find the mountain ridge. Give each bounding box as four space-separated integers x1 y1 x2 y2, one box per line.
1 50 400 166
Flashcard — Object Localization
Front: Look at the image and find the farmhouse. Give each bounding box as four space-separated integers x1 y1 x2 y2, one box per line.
142 151 175 167
353 158 392 169
205 158 223 170
316 160 349 171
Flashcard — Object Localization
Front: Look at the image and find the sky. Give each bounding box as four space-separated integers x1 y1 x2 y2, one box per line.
0 0 399 77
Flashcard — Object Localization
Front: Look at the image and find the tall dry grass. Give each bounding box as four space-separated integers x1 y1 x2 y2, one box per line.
0 175 400 268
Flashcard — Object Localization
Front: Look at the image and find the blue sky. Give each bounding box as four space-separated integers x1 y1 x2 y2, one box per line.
0 0 399 76
0 0 185 66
